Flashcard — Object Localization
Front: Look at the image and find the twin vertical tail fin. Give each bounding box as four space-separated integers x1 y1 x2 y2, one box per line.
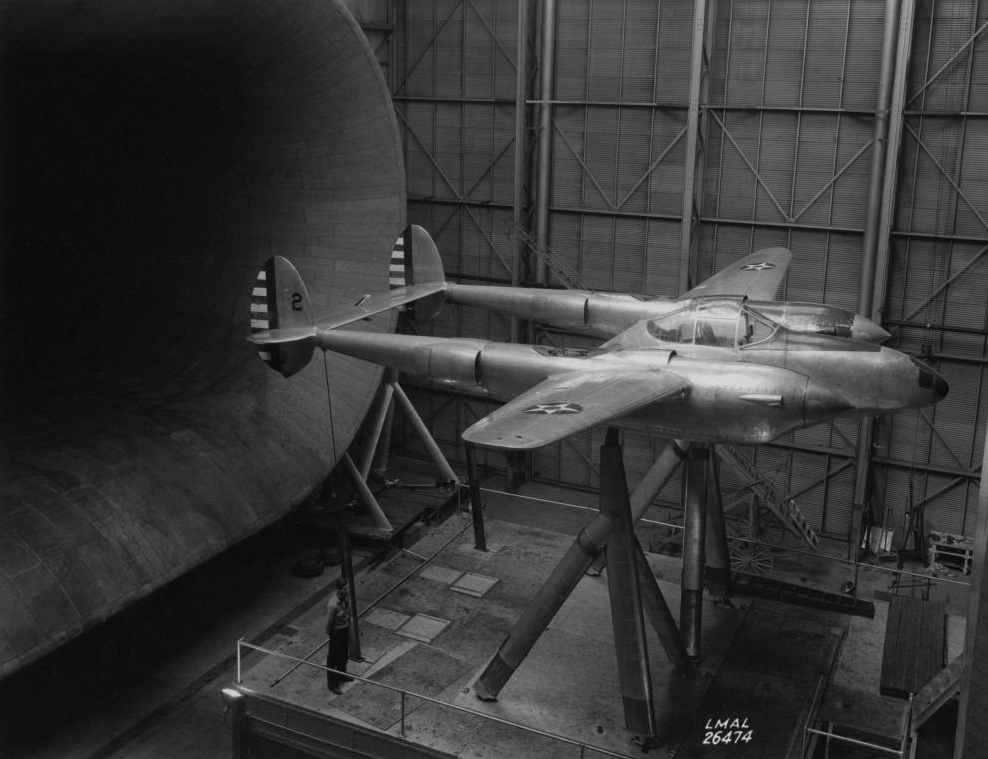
390 225 446 324
248 225 447 378
250 256 317 378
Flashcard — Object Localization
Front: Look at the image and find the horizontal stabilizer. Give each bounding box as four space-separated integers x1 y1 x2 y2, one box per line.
248 326 317 345
312 282 447 332
462 368 689 450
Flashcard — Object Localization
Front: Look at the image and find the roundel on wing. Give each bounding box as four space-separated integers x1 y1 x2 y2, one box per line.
740 262 776 271
522 402 583 415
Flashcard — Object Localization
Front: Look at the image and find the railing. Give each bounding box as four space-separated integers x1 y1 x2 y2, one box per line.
236 639 631 759
479 487 971 591
800 682 912 759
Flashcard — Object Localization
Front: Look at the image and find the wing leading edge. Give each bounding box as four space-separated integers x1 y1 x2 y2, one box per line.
462 369 689 450
682 247 792 301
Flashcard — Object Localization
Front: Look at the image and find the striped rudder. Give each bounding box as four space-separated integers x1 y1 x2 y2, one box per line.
249 256 315 378
390 232 408 290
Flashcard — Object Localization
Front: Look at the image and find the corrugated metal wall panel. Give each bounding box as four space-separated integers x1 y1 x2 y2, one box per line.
403 4 439 97
968 8 988 111
655 6 692 102
721 0 770 103
547 214 584 278
612 218 648 293
621 5 659 102
708 114 761 218
822 239 866 311
841 1 883 110
463 12 495 99
922 474 971 537
580 216 618 290
764 1 810 107
644 219 683 297
783 229 827 301
587 4 624 102
551 108 587 208
886 410 932 465
405 104 438 198
459 212 486 280
433 104 464 196
887 239 948 325
555 0 591 100
614 109 657 214
822 464 855 537
619 430 655 493
791 421 832 450
803 3 851 107
899 122 962 233
941 244 988 331
912 1 976 112
956 126 988 237
791 114 840 227
974 369 988 470
433 6 465 98
645 115 688 214
755 113 799 218
926 361 979 469
584 108 621 208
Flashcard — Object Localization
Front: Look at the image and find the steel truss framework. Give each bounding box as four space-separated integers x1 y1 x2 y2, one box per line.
385 0 988 543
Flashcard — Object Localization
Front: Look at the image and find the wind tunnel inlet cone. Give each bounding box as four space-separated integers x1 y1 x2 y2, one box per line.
0 0 405 678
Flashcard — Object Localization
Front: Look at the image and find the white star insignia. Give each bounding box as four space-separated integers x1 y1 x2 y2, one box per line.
741 262 776 271
522 402 583 415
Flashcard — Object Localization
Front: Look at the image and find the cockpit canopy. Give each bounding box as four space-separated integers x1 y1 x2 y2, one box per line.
646 297 778 349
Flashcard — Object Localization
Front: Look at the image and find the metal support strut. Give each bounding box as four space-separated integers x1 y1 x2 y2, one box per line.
600 428 657 737
344 374 460 532
703 447 732 598
464 443 487 551
474 440 687 701
681 446 708 661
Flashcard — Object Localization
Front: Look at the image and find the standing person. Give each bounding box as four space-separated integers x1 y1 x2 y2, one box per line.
325 576 352 694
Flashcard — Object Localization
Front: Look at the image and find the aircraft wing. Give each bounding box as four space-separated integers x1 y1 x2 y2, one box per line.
461 369 689 450
314 282 448 331
682 247 792 300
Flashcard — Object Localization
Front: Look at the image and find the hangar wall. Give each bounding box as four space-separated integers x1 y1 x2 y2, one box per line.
389 0 987 544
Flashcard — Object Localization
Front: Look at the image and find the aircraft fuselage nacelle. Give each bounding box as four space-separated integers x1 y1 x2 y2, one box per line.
446 284 889 343
315 327 943 446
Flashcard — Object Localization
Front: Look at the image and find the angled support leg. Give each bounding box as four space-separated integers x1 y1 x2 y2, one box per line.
635 546 692 675
600 428 657 737
703 446 732 598
342 452 393 531
474 440 686 701
464 443 487 551
680 446 708 661
358 369 397 479
390 381 459 487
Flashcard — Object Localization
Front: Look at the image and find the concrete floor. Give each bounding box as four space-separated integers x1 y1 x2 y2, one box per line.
237 480 967 758
0 459 969 758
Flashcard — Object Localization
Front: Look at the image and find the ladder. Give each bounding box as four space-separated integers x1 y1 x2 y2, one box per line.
505 220 590 292
718 446 819 549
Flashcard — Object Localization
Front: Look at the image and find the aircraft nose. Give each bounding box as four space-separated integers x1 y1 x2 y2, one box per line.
932 371 949 402
909 355 948 404
851 314 891 343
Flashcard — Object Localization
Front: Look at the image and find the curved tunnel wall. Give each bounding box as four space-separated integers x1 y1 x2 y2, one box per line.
0 0 405 676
